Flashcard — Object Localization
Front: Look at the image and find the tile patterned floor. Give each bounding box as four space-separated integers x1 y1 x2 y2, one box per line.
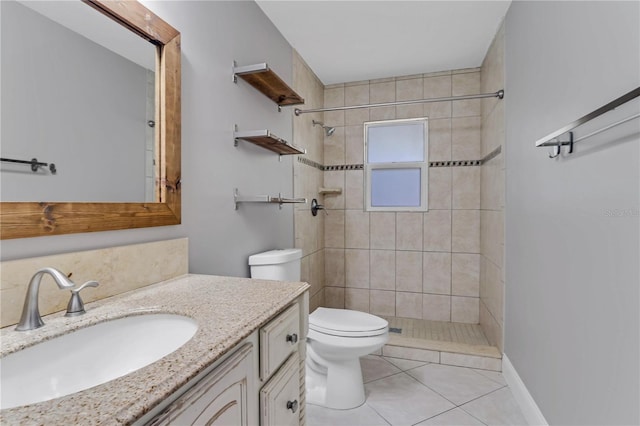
307 355 527 426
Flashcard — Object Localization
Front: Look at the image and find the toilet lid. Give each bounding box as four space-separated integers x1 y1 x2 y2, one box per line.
309 308 388 337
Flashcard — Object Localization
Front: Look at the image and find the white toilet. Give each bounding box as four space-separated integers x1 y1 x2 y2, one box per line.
249 248 390 411
306 307 389 409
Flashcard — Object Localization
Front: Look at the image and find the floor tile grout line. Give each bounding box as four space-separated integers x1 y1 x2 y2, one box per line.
403 364 507 412
363 399 393 426
409 406 489 426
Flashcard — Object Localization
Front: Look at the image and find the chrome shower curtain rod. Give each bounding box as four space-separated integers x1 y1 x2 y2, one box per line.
294 89 504 116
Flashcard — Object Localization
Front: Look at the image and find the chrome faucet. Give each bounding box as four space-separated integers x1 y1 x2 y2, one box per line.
65 281 99 317
15 267 76 331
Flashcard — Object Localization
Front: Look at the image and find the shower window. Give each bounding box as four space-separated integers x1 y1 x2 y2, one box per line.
364 118 429 211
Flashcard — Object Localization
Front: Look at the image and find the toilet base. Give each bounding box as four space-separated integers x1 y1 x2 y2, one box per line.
305 356 366 410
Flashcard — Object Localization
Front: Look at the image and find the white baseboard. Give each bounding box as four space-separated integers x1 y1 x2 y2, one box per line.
502 354 548 426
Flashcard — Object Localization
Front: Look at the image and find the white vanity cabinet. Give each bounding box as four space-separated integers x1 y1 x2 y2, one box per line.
147 343 255 426
140 293 307 426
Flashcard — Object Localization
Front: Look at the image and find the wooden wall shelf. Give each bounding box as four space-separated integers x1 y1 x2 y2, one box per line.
233 62 304 107
234 129 306 156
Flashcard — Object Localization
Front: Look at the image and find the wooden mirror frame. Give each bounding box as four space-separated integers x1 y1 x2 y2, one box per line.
0 0 181 240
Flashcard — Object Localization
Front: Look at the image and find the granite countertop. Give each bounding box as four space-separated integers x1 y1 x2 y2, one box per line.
0 274 309 425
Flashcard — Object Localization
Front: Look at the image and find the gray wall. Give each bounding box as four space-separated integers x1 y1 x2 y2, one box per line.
504 2 639 424
1 1 147 202
1 1 295 278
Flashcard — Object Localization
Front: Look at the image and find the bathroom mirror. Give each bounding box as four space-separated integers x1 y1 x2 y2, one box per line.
0 0 181 239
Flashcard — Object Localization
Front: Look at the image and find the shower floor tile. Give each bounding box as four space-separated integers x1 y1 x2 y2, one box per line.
382 317 490 346
381 317 502 361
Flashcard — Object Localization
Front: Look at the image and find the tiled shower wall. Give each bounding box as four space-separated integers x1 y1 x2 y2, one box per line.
292 50 325 313
321 69 483 324
479 22 505 351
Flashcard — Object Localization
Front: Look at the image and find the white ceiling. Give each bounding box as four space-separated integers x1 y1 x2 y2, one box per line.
256 1 511 85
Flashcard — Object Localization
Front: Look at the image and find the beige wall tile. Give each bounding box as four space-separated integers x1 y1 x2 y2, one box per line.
423 210 452 252
345 84 370 125
396 251 422 293
1 239 188 327
481 100 505 157
370 290 396 316
370 81 396 103
324 86 345 127
345 210 370 249
396 78 423 101
452 72 481 117
345 249 370 288
428 167 452 210
452 253 480 297
423 252 452 295
309 288 325 314
480 300 503 352
345 79 371 87
300 254 310 285
383 345 440 363
424 70 452 78
370 250 396 290
440 352 501 372
452 167 481 209
479 256 504 326
345 170 364 210
452 116 481 161
311 249 325 293
325 286 345 309
370 106 396 121
480 151 504 211
480 209 504 271
325 210 345 248
325 85 345 107
452 210 480 253
296 208 319 256
396 212 423 250
396 291 423 319
370 212 396 250
451 296 479 323
423 75 452 119
324 126 345 166
346 108 370 126
481 22 505 121
325 248 345 287
396 104 424 119
429 118 452 162
345 288 370 312
323 170 345 209
423 293 451 321
345 125 365 164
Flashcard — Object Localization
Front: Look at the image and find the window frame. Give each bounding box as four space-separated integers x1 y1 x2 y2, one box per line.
364 117 429 212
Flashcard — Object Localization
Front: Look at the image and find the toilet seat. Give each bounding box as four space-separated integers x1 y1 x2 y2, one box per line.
309 308 388 337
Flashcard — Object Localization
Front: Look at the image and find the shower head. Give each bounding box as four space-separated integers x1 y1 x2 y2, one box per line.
312 120 336 137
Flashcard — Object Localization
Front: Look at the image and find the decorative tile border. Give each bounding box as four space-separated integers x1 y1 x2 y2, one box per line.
297 146 501 171
430 160 482 167
480 145 502 164
324 164 364 171
297 157 324 171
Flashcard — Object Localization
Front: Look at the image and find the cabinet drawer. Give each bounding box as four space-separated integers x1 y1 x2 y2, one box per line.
147 343 254 426
260 353 301 426
259 303 300 380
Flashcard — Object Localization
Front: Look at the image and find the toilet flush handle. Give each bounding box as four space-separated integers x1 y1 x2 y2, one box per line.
286 333 298 344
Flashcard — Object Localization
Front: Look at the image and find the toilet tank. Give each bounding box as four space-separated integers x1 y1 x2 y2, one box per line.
248 249 302 281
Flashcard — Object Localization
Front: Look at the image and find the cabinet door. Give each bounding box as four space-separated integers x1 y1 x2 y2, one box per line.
148 343 254 426
260 353 301 426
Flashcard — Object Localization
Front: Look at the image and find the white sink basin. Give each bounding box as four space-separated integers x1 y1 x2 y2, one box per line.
0 314 198 410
